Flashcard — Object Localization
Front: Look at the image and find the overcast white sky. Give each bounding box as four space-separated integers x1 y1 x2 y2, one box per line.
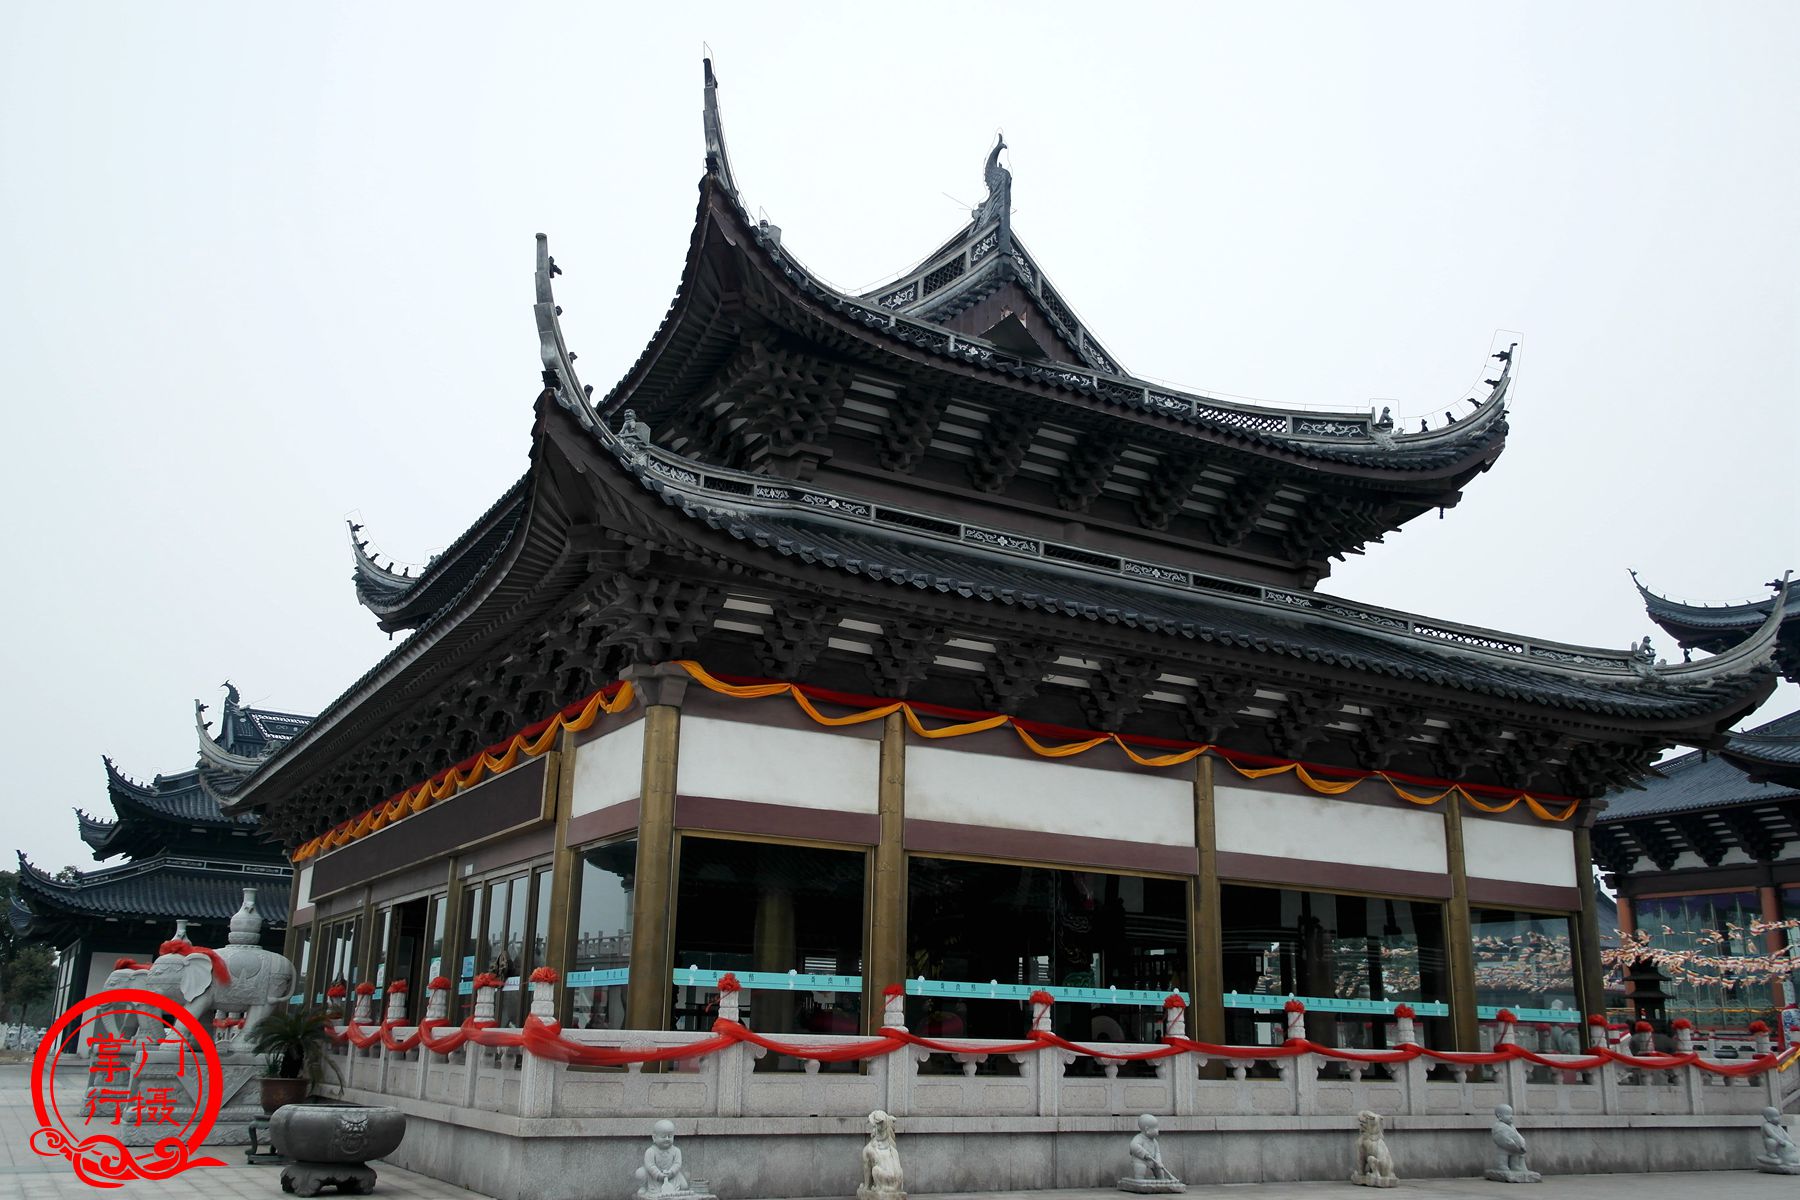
2 3 1795 873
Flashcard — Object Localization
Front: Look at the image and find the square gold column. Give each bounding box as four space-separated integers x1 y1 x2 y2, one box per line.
864 710 907 1033
623 664 688 1030
1191 756 1226 1045
1572 824 1607 1019
1442 798 1479 1051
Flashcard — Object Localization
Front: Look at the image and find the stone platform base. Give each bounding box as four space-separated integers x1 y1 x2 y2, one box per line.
282 1160 376 1195
1757 1160 1800 1175
335 1089 1776 1200
1485 1168 1543 1183
1116 1178 1184 1193
1350 1170 1397 1188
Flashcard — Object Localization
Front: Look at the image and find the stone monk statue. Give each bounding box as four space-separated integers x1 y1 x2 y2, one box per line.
634 1120 713 1200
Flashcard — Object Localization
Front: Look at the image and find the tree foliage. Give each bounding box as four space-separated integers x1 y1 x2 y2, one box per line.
0 870 59 1025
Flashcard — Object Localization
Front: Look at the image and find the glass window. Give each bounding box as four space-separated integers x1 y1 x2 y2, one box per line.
1219 884 1447 1048
424 895 447 982
453 885 480 1020
1471 908 1581 1051
907 858 1189 1044
568 840 635 1030
292 927 312 1006
371 908 393 990
313 916 361 1010
672 837 866 1037
1631 891 1769 1029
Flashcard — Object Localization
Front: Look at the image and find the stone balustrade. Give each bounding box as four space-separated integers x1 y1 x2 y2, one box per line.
328 1018 1792 1125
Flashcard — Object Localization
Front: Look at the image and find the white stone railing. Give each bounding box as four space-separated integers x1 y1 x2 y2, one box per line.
327 997 1794 1125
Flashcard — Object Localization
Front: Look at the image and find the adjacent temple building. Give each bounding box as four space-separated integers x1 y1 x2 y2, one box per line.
225 61 1784 1058
11 685 308 1012
1594 581 1800 1030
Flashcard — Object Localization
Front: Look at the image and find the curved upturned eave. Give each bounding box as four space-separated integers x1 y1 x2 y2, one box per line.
1636 572 1795 636
594 176 1510 491
221 418 564 820
347 477 533 633
195 702 264 773
550 399 1773 734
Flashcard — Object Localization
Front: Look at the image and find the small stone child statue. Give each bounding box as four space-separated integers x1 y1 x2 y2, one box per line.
1118 1114 1185 1193
1483 1105 1541 1184
635 1119 714 1200
1757 1106 1800 1175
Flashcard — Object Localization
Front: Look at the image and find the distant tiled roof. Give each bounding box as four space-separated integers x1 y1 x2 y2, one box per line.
1599 708 1800 823
14 852 290 926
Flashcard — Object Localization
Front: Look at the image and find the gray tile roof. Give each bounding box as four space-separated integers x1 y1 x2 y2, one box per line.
1599 707 1800 822
14 852 290 924
653 486 1770 723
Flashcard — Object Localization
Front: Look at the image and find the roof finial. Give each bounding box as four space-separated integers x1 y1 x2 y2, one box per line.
974 133 1011 245
702 55 739 197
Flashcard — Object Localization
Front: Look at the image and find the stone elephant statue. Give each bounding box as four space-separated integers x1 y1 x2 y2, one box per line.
91 957 152 1048
143 941 226 1026
212 942 297 1040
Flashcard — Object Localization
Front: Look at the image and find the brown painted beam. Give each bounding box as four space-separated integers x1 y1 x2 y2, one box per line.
1442 798 1479 1051
865 711 907 1034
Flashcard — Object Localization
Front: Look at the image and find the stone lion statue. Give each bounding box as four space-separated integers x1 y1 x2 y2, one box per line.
1350 1110 1396 1188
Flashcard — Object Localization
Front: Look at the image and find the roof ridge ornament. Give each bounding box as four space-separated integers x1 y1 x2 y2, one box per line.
535 233 598 429
972 134 1011 249
195 698 264 775
702 56 739 198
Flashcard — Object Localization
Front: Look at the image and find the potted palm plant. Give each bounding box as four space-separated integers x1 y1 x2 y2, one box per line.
246 1009 340 1113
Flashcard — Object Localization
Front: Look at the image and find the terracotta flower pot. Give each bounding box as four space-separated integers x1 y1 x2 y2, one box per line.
260 1076 310 1114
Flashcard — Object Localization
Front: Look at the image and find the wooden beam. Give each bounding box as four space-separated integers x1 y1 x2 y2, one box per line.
864 711 907 1034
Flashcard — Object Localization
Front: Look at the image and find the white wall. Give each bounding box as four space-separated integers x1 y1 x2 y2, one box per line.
907 745 1194 845
1462 816 1577 888
571 719 646 817
1214 784 1446 875
676 716 879 813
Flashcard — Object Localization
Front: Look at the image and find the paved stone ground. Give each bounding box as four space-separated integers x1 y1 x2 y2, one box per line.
4 1063 1792 1199
0 1064 485 1199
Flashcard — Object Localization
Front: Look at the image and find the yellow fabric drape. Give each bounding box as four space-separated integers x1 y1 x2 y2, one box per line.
293 659 1583 864
291 684 636 863
670 660 1578 825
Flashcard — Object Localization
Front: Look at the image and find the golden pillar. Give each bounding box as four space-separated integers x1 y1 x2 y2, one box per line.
544 731 579 1018
865 710 907 1033
624 664 687 1030
1191 756 1226 1045
1572 825 1607 1019
1442 798 1480 1051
